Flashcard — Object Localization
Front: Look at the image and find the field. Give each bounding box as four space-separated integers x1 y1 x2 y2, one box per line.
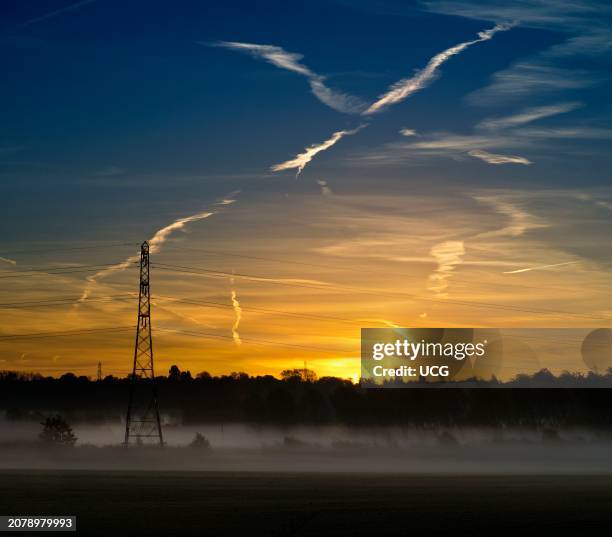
2 471 612 536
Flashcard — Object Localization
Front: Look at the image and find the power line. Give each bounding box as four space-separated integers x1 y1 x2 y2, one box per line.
156 295 363 325
0 262 122 274
156 327 353 355
0 294 134 309
163 245 612 295
163 245 351 271
151 262 612 322
0 326 134 341
0 242 138 256
0 262 137 279
0 292 420 329
2 261 609 323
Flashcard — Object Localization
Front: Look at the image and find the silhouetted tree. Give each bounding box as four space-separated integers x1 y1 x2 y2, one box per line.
3 368 612 429
168 365 181 380
189 432 211 449
39 415 77 446
180 370 193 382
281 368 317 382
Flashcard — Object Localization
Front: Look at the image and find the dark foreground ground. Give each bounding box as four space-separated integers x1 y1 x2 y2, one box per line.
1 471 612 536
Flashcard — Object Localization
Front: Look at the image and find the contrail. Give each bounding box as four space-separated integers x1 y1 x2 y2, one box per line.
230 274 242 346
0 257 16 265
207 41 367 114
77 192 240 303
22 0 97 26
504 261 578 274
271 125 365 176
468 149 531 165
364 22 514 115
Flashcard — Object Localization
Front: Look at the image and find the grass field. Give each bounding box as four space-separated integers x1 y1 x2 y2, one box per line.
2 471 612 536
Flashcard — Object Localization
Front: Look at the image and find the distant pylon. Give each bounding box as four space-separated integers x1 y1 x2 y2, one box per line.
124 241 163 446
97 361 102 382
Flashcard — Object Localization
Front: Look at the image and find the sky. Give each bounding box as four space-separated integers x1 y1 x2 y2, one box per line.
1 0 611 380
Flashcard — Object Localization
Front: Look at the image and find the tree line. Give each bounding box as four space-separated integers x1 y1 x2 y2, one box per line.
2 366 612 428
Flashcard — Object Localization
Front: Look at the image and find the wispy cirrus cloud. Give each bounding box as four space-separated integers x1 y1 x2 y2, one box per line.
576 193 612 212
473 195 546 238
513 126 612 139
477 101 583 130
468 149 532 165
208 41 367 114
271 125 365 176
22 0 97 26
423 1 612 105
423 0 609 27
356 98 603 166
427 240 465 297
468 64 600 105
317 180 333 196
364 22 514 115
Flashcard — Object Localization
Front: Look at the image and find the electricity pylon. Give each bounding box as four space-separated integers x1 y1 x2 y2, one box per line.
97 361 102 382
124 241 163 446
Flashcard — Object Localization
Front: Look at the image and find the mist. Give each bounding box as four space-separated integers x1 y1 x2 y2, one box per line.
3 417 612 474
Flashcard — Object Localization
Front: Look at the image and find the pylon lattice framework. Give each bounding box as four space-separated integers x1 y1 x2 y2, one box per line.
124 241 163 445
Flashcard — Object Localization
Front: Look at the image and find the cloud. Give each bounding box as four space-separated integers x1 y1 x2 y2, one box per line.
271 125 365 176
216 196 238 205
468 64 600 106
468 149 531 165
473 195 546 238
503 261 578 274
425 1 612 105
317 180 333 196
411 133 515 151
0 257 17 265
364 22 514 115
147 211 215 253
22 0 97 26
399 128 418 136
230 276 242 346
424 0 611 29
211 24 513 117
77 192 240 303
352 96 611 166
477 102 583 130
427 240 465 297
576 193 612 212
513 126 612 139
209 41 367 114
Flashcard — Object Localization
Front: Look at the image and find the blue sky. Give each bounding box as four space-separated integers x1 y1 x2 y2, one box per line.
1 1 611 377
2 1 610 194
